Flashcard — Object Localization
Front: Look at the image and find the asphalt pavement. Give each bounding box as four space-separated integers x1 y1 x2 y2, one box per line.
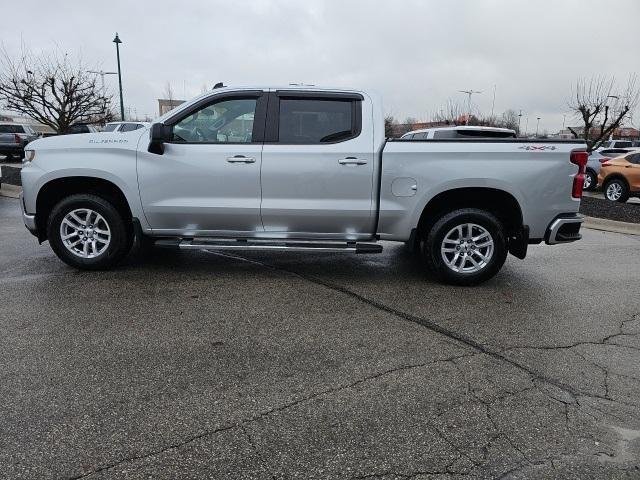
1 195 639 479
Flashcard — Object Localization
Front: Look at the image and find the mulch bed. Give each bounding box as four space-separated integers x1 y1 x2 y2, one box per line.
580 195 640 224
0 165 21 186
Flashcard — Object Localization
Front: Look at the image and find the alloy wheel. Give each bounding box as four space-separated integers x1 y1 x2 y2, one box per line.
606 182 623 201
440 223 494 274
59 208 111 258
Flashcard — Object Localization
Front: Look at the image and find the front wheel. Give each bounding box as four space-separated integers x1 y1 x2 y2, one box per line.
420 208 508 286
47 194 132 270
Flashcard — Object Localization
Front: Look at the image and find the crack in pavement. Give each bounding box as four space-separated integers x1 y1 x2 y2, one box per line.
66 252 639 479
66 353 476 479
208 251 588 400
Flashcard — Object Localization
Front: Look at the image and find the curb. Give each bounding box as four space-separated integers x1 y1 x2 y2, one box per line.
583 216 640 236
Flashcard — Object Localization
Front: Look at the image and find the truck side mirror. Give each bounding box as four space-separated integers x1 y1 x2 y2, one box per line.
148 123 171 155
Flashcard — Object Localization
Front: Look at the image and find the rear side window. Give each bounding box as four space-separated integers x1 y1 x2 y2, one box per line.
413 132 429 139
0 125 25 133
103 124 118 132
614 141 632 148
626 153 640 164
433 130 457 139
119 123 140 132
277 98 359 144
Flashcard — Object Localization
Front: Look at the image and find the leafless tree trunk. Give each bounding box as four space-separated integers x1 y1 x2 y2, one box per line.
163 82 174 103
0 46 112 133
567 75 639 152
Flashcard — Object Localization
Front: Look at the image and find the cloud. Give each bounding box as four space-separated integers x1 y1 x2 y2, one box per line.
3 0 639 131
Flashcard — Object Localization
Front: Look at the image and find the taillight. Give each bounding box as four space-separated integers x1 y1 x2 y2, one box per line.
570 151 588 199
14 134 21 144
599 157 610 164
601 161 611 167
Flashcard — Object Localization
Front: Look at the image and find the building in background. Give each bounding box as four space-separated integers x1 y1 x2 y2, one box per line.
558 126 639 140
158 99 185 116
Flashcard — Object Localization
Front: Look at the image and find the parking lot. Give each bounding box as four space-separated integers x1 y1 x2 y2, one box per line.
1 195 639 479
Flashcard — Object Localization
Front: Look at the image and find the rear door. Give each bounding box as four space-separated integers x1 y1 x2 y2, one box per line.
260 91 376 239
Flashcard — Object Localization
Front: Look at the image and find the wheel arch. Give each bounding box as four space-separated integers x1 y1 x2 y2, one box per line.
602 173 630 188
416 187 524 235
35 176 133 242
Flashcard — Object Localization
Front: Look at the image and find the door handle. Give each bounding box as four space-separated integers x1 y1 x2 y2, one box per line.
339 157 368 165
226 155 256 163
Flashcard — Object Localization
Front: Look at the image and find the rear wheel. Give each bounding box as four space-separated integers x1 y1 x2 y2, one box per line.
420 208 507 286
604 178 629 203
583 169 597 191
47 194 131 270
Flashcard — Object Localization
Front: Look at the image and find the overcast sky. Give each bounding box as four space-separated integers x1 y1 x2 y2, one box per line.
2 0 639 133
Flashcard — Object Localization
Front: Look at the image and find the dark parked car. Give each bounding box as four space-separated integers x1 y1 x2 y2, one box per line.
0 123 39 161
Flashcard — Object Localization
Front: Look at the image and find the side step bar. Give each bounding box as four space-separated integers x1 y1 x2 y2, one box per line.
154 238 383 254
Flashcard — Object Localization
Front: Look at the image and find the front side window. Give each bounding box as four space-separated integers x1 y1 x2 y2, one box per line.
172 98 257 143
278 98 357 144
103 124 118 132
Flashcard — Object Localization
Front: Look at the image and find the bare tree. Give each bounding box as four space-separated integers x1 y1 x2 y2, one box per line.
163 81 174 103
567 75 639 151
0 46 113 133
431 99 465 125
500 109 520 134
384 115 396 137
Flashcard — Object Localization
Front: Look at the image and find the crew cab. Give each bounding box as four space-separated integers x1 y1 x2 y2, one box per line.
20 85 587 285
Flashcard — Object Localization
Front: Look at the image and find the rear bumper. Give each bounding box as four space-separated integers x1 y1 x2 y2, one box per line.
545 214 583 245
19 192 38 235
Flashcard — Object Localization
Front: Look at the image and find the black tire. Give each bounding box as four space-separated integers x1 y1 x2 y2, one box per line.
603 178 629 203
583 169 597 191
420 208 508 286
47 194 131 270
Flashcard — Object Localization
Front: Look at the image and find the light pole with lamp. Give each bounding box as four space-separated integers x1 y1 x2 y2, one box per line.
535 117 541 137
517 110 523 136
113 33 125 121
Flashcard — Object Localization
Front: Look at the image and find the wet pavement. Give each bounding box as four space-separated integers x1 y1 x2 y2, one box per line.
0 195 639 479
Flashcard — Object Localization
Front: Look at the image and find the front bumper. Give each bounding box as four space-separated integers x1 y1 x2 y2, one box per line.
545 214 584 245
19 192 38 235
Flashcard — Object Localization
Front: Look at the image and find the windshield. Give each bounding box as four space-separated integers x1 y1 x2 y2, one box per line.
103 124 118 132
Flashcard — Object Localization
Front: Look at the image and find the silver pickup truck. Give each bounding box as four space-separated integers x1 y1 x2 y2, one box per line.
20 85 587 285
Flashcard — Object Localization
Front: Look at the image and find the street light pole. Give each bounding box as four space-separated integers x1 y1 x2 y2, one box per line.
458 90 482 125
113 33 125 121
517 110 523 136
536 117 541 137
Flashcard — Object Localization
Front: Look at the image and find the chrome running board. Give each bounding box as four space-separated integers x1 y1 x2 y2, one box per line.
154 238 383 254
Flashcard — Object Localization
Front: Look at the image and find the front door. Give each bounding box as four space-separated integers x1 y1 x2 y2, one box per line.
137 92 267 235
259 92 376 239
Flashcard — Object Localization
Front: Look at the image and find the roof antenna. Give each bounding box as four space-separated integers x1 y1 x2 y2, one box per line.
213 82 225 89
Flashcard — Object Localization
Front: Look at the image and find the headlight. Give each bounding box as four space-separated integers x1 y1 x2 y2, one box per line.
24 149 35 163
